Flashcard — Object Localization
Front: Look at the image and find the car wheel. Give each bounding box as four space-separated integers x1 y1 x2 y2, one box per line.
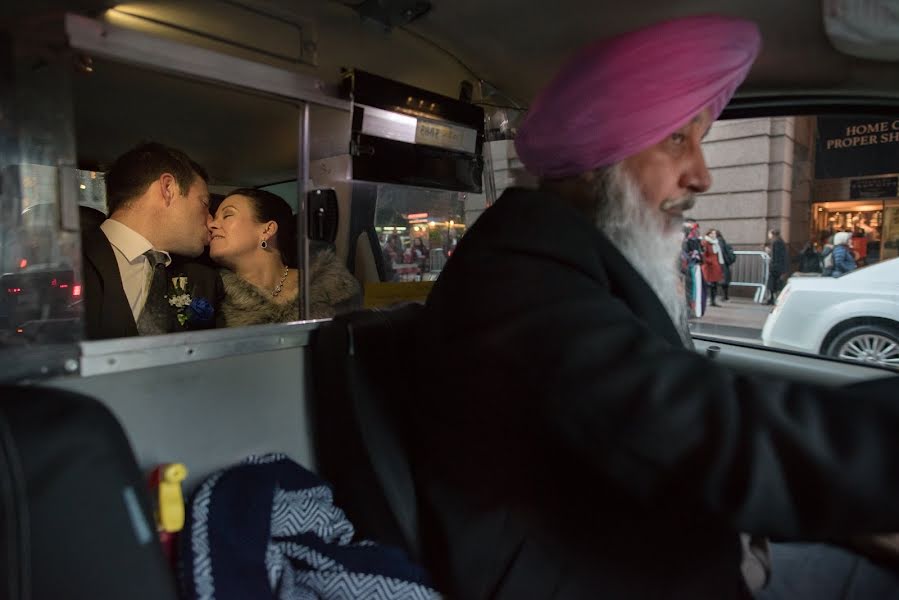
826 324 899 370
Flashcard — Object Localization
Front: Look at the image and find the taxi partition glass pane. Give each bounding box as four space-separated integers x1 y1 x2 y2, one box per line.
690 113 899 372
0 17 83 356
341 181 466 310
375 183 465 282
73 57 300 334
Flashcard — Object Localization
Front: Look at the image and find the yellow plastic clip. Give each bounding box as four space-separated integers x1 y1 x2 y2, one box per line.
157 463 188 533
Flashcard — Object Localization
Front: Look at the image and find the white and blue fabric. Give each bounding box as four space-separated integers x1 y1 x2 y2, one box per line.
182 454 440 600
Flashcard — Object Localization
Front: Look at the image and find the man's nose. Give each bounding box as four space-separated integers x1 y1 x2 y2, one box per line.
680 147 712 194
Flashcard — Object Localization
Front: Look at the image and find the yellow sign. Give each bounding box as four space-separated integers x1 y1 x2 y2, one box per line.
364 281 433 309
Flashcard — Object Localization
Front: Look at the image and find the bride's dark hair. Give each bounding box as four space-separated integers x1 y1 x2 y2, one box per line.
226 188 298 268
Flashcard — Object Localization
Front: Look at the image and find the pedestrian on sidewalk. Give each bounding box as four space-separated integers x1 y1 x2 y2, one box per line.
712 229 736 300
798 240 822 274
683 220 705 316
765 229 789 305
831 231 858 277
702 229 725 307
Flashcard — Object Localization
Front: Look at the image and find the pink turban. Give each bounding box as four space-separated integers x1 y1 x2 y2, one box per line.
514 15 761 178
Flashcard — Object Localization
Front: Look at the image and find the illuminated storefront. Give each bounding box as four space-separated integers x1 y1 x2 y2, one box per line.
813 116 899 264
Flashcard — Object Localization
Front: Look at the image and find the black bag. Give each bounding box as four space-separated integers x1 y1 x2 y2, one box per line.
0 385 178 600
723 243 737 266
798 248 823 273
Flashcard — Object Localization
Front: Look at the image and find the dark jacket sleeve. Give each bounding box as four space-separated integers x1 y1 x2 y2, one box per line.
438 245 899 541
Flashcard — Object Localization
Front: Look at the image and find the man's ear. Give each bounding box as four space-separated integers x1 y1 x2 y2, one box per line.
159 173 177 207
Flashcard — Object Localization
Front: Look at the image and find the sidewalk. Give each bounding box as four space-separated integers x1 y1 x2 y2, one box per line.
688 297 772 343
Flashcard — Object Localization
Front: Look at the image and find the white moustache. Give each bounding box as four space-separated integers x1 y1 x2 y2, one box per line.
660 196 695 212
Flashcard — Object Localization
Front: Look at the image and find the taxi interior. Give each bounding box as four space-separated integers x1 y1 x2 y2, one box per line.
2 0 899 596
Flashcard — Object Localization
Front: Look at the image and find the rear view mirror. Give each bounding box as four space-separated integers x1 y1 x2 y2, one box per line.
824 0 899 61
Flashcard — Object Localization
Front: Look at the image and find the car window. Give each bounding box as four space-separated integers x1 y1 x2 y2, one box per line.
687 114 899 372
1 31 83 349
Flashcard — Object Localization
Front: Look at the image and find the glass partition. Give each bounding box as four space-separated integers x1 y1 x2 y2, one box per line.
371 183 466 283
71 56 302 336
74 58 300 190
1 11 366 378
0 17 82 359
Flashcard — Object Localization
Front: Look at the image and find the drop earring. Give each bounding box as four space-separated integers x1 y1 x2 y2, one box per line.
260 239 268 249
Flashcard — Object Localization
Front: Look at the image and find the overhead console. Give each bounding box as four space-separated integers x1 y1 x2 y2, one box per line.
341 69 485 193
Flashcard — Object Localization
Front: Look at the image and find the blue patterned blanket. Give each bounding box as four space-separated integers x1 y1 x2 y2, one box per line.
182 454 440 600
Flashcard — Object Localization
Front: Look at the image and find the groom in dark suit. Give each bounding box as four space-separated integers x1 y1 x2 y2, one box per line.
82 142 223 340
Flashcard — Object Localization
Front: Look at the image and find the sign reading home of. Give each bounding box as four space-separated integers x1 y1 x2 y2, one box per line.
816 117 899 179
850 177 898 199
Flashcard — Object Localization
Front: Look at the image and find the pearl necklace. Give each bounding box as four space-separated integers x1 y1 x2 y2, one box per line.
272 265 289 298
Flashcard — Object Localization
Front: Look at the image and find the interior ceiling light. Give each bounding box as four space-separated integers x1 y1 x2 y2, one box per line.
824 0 899 61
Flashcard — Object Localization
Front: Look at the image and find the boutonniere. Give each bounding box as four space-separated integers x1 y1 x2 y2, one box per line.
169 276 215 327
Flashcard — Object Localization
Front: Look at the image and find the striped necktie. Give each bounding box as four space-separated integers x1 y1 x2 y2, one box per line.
136 249 170 335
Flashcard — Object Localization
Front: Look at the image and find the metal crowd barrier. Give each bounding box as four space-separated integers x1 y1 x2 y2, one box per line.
729 251 770 303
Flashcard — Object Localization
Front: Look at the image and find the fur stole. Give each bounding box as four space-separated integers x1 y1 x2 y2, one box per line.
220 247 361 327
220 270 299 328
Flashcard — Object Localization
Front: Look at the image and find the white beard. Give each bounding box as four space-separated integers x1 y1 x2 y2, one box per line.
592 164 691 343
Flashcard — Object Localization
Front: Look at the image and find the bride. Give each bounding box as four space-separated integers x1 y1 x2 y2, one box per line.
208 188 361 326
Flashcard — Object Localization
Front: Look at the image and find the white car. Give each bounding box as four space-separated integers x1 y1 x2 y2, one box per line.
762 257 899 369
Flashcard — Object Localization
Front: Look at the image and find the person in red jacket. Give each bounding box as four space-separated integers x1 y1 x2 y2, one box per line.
702 229 725 307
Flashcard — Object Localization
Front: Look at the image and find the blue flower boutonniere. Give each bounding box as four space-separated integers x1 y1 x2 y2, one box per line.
169 276 215 327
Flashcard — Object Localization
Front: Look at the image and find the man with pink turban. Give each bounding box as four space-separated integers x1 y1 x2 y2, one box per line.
405 16 899 599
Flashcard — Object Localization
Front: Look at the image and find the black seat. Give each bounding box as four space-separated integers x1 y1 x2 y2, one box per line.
310 303 423 560
0 385 179 600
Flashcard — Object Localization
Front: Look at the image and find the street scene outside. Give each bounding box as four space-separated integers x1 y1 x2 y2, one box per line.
688 296 770 344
